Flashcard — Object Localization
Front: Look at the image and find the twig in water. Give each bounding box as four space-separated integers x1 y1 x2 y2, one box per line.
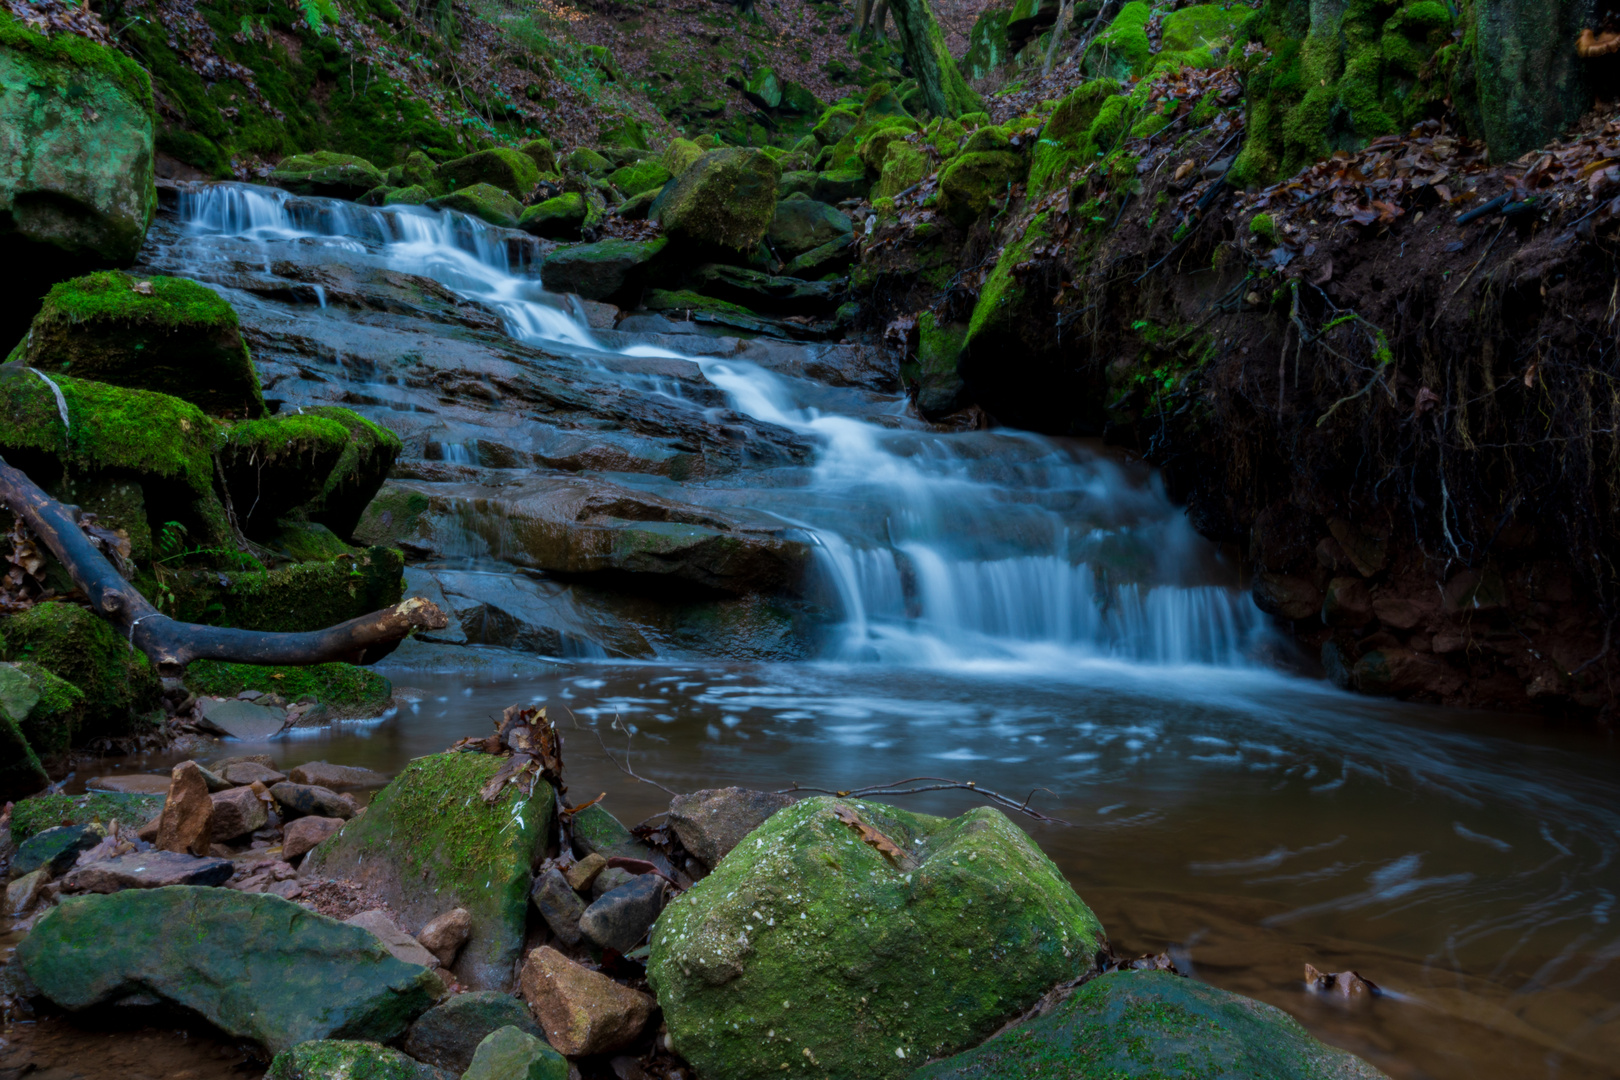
775 776 1072 825
567 708 681 797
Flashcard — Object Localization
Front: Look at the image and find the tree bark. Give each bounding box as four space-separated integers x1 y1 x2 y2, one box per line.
0 455 448 676
886 0 983 118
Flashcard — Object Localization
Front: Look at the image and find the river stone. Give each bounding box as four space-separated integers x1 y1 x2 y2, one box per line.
86 774 173 795
270 783 358 821
157 761 214 856
427 184 523 229
403 990 547 1074
303 752 555 991
418 907 472 967
5 868 48 915
564 852 608 892
268 152 385 199
667 787 794 869
540 238 667 303
198 698 289 740
222 761 287 786
647 797 1106 1080
910 971 1388 1079
288 761 389 790
578 872 665 954
17 887 442 1054
518 192 591 239
61 849 233 892
283 815 345 860
346 909 440 969
766 198 851 259
464 1025 568 1080
12 823 103 879
529 866 587 946
266 1039 446 1080
654 148 781 253
570 803 672 874
519 946 653 1057
0 15 156 339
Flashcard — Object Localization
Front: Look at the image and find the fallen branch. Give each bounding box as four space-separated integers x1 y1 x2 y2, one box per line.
777 776 1073 826
0 455 447 675
567 708 682 797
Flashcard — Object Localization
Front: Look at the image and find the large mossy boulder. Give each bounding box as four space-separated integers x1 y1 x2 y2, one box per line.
184 659 392 719
267 1040 443 1080
162 546 405 635
540 238 667 303
1026 79 1126 200
303 752 556 991
0 660 84 777
937 151 1027 226
647 797 1105 1080
0 13 156 339
875 143 932 200
766 198 851 260
2 601 160 741
217 413 354 537
606 159 672 197
654 148 781 254
296 406 403 542
563 147 615 178
517 138 559 175
662 138 705 178
519 192 594 240
911 971 1387 1079
963 8 1013 80
269 152 386 199
18 888 442 1055
427 184 523 229
21 271 264 419
0 666 52 800
434 149 541 200
8 790 164 842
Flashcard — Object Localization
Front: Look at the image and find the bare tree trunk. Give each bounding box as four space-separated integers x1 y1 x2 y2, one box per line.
872 0 889 39
1042 0 1075 75
0 456 448 676
886 0 983 117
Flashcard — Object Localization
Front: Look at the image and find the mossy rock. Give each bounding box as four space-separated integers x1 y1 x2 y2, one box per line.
911 971 1388 1079
23 270 264 419
857 125 919 176
648 796 1106 1080
1082 1 1154 80
875 143 932 200
218 413 352 537
18 888 443 1055
161 546 405 637
518 192 592 240
937 151 1026 226
434 149 540 200
812 106 861 146
269 151 385 199
426 184 523 229
1026 79 1124 200
0 666 51 801
184 659 391 716
304 752 556 990
564 147 615 178
653 149 780 254
9 790 163 843
0 660 84 768
963 8 1014 80
386 151 438 191
960 126 1012 155
350 483 430 550
779 170 817 198
517 138 558 175
540 238 667 304
607 159 672 197
0 12 156 341
267 1039 442 1080
662 138 705 178
46 472 154 562
913 311 969 419
383 185 432 206
765 199 851 260
599 116 651 151
811 169 869 203
2 601 160 741
295 406 403 542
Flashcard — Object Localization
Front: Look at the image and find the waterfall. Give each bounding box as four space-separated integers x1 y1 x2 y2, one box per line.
172 183 1271 669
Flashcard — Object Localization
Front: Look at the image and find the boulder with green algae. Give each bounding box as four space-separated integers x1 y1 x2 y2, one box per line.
218 413 354 537
19 889 442 1055
8 791 163 843
813 169 870 203
518 138 559 175
0 660 84 768
184 660 391 717
404 992 548 1074
161 546 405 636
766 198 851 259
960 210 1058 389
293 406 403 542
913 311 969 419
21 270 264 419
812 107 861 147
564 147 615 178
910 971 1388 1079
385 151 439 192
303 752 555 991
463 1026 568 1080
269 152 386 199
519 192 593 239
540 238 667 303
0 671 50 800
937 151 1026 225
662 138 705 178
1026 79 1126 200
0 12 156 331
857 125 919 176
875 142 932 200
599 116 651 151
1081 1 1154 81
434 149 541 200
606 159 672 197
427 184 523 229
384 185 432 206
655 149 781 253
687 264 841 316
266 1040 443 1080
2 601 160 741
785 235 855 279
647 797 1105 1080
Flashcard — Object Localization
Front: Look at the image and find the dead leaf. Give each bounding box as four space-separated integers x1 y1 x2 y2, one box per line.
831 803 917 870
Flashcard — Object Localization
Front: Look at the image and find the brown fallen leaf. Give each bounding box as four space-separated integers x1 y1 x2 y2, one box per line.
831 803 917 871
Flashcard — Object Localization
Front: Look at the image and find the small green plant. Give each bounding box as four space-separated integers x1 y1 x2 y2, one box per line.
1249 213 1276 244
298 0 340 34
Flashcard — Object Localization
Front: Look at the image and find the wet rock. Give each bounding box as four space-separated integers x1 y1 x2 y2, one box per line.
564 852 608 892
1251 572 1323 621
266 1038 445 1080
435 149 541 200
404 990 548 1074
1321 577 1373 628
288 762 390 790
1370 590 1433 631
86 774 173 795
571 804 674 876
647 797 1107 1080
282 815 345 860
18 888 442 1054
12 824 104 880
464 1025 569 1080
197 698 289 741
766 198 851 260
269 152 384 198
209 786 269 841
214 754 277 770
427 184 523 229
654 148 781 253
0 667 51 801
784 234 855 279
687 263 840 316
346 909 440 968
62 850 233 892
1351 648 1464 700
579 873 665 954
519 192 593 239
157 761 215 856
540 238 667 303
1304 963 1380 1003
417 907 472 967
5 869 49 916
303 752 555 990
530 867 587 946
217 413 354 535
913 971 1387 1079
667 787 794 869
270 783 358 821
221 761 287 786
519 946 653 1057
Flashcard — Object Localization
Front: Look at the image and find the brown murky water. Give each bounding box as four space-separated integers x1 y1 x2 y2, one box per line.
7 655 1620 1080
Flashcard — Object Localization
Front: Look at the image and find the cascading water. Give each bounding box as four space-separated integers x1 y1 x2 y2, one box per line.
165 183 1270 668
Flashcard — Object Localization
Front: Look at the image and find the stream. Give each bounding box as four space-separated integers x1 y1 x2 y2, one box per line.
5 186 1620 1080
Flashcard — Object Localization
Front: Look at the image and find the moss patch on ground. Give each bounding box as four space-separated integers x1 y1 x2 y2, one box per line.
184 659 392 713
9 791 165 843
1 602 162 741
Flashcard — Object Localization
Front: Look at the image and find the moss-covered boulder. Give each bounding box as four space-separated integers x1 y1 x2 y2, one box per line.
647 797 1105 1080
434 149 541 200
813 107 861 146
937 151 1026 225
963 8 1014 80
911 971 1387 1079
294 406 403 542
1026 79 1126 200
21 270 263 419
384 185 432 206
184 660 391 717
766 198 851 260
874 143 932 200
599 116 651 151
269 151 385 199
464 1026 568 1080
519 193 593 240
654 148 781 254
812 168 870 203
2 601 160 741
606 159 672 197
857 125 919 177
0 666 51 800
914 311 969 418
1081 1 1154 80
304 752 556 990
0 660 84 773
384 151 438 192
267 1040 442 1080
161 546 405 635
217 413 352 537
662 138 705 178
426 184 523 229
18 888 442 1055
0 13 156 339
564 147 615 178
540 238 667 303
517 138 559 175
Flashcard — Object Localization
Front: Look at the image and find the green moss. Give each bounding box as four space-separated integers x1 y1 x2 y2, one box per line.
564 147 614 177
0 705 48 800
606 159 673 195
39 270 230 330
160 546 405 633
383 184 432 206
857 124 919 176
644 289 758 319
185 659 391 712
2 601 161 739
267 1039 441 1080
874 143 931 200
519 192 591 239
9 791 164 843
662 138 706 177
434 149 540 199
297 406 403 541
1250 213 1277 243
0 11 152 113
426 184 523 228
270 151 384 197
1084 1 1153 80
7 661 85 762
937 151 1025 225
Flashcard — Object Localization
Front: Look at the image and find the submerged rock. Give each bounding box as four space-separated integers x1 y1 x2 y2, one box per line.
647 797 1107 1080
266 1039 445 1080
910 971 1388 1079
464 1025 568 1080
404 990 547 1074
303 752 555 990
18 887 442 1054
